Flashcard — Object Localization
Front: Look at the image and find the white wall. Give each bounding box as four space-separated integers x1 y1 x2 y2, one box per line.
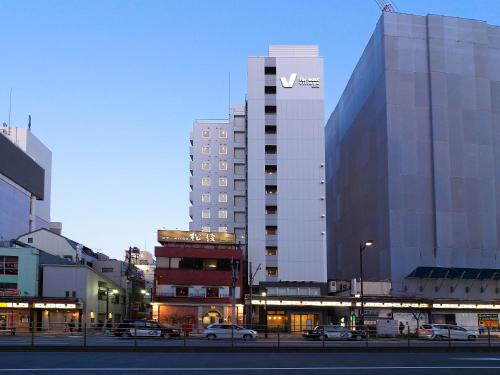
18 229 75 260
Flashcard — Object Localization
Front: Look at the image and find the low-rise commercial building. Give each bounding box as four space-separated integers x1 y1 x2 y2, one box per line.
42 264 125 326
153 230 243 331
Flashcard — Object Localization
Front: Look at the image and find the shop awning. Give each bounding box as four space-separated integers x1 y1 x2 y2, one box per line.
406 267 500 280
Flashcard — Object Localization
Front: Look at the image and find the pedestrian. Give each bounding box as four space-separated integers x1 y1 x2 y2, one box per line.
68 318 75 334
399 321 405 336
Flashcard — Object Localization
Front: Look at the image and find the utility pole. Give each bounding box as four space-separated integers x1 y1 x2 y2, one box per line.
247 262 261 327
231 258 240 324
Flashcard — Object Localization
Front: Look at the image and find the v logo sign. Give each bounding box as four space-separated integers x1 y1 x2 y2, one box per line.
280 73 297 88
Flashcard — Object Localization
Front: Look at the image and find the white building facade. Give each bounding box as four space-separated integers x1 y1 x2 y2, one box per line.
246 46 327 283
189 107 247 244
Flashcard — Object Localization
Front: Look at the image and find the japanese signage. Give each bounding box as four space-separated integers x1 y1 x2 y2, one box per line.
157 230 236 245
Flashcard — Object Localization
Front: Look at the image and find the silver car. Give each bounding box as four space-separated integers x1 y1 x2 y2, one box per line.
417 324 477 340
204 324 257 340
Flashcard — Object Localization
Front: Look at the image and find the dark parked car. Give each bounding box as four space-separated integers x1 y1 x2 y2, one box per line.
113 319 180 338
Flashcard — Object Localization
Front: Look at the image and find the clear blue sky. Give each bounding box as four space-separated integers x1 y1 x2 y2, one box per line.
1 0 499 259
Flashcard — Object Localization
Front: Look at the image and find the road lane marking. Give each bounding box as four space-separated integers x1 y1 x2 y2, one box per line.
453 358 500 361
1 367 500 372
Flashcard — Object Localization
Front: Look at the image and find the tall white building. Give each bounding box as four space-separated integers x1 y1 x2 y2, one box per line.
247 46 326 283
0 125 49 241
189 107 247 244
189 46 327 285
3 126 52 229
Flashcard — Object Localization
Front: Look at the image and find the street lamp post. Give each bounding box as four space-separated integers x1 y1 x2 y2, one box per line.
105 288 118 323
359 240 374 330
261 289 268 338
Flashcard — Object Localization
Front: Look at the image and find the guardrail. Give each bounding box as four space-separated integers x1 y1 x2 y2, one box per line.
0 323 499 350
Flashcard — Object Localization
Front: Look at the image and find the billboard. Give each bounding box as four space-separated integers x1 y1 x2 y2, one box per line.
157 230 236 245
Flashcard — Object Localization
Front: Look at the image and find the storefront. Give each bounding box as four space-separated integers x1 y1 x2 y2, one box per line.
0 302 31 332
153 303 244 332
0 299 83 332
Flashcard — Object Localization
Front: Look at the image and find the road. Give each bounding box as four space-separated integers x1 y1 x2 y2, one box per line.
1 352 500 374
0 333 499 348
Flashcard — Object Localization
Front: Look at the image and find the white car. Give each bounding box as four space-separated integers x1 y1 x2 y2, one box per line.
417 324 477 340
204 324 257 340
303 325 352 340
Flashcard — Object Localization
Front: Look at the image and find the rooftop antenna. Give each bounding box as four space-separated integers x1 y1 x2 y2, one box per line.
8 88 12 135
28 115 31 131
375 0 396 12
228 72 231 120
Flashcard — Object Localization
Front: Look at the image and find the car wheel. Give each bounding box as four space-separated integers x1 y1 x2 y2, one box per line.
468 335 476 341
243 334 253 341
435 335 443 341
355 335 362 341
163 333 171 339
207 334 216 340
121 332 131 338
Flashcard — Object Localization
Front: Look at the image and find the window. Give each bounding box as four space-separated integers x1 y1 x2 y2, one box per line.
265 165 277 175
27 237 33 243
176 287 189 297
265 206 277 214
219 129 227 138
219 192 227 203
202 177 211 186
201 226 211 232
203 259 218 270
202 162 210 170
202 209 211 219
219 144 227 155
0 283 17 290
265 86 277 94
266 246 278 256
219 177 227 187
265 145 277 154
169 258 181 268
266 267 278 277
202 146 210 154
218 226 227 233
72 291 77 298
202 193 211 203
266 226 277 235
102 267 114 273
265 106 277 114
202 130 210 138
219 161 227 170
265 185 277 194
264 66 276 75
206 287 219 298
0 256 18 275
265 125 277 134
218 209 227 219
65 291 70 297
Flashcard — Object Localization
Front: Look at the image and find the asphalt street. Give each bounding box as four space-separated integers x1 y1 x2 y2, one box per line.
1 352 500 374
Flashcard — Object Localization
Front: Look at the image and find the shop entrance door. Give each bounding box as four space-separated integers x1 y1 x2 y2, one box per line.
291 313 318 333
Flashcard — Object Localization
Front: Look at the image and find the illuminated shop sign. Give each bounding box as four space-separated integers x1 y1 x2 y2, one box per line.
251 299 500 310
0 302 28 308
33 303 77 309
157 230 236 244
433 303 500 310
